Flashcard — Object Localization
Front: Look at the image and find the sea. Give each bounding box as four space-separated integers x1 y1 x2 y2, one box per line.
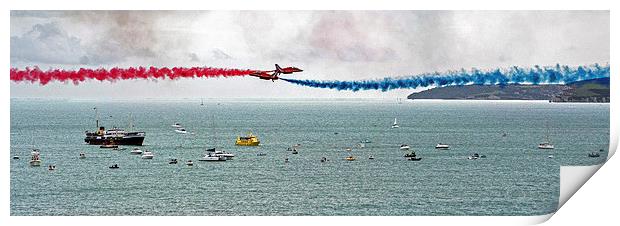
9 99 609 216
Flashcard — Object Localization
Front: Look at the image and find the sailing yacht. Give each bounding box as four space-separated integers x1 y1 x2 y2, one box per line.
391 118 400 128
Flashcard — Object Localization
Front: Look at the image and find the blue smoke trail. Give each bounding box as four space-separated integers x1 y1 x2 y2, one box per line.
281 64 610 92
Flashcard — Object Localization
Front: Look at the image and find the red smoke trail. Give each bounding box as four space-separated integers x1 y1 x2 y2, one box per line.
10 66 256 85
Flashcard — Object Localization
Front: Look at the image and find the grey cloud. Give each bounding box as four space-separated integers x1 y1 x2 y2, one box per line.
306 11 398 62
11 22 87 64
189 53 200 62
212 49 232 60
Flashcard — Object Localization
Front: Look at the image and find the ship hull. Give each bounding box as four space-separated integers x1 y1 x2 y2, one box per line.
84 136 145 145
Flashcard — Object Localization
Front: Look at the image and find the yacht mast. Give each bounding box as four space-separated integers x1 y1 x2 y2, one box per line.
94 107 99 128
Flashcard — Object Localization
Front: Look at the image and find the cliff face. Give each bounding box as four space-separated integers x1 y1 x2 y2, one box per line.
407 78 609 103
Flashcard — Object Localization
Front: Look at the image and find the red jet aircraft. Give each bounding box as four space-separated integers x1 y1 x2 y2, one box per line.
248 64 303 82
272 64 303 76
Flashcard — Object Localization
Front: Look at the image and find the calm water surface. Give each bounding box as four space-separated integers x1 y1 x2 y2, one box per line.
10 99 609 216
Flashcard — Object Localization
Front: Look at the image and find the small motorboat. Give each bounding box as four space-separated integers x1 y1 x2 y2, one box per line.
345 156 356 161
141 151 154 159
599 149 605 152
186 160 194 166
257 153 267 156
468 153 480 160
588 152 601 158
130 148 143 155
200 152 226 161
205 148 235 160
345 148 352 152
320 157 328 162
292 149 299 154
175 128 189 134
435 143 450 149
169 159 178 164
48 165 56 171
100 144 119 149
112 147 127 151
13 156 19 159
358 143 366 148
538 142 555 150
548 155 554 159
285 158 289 163
79 152 86 159
109 164 120 169
404 152 417 158
368 155 375 160
399 144 410 151
361 139 372 144
29 149 42 167
172 123 182 128
407 157 422 161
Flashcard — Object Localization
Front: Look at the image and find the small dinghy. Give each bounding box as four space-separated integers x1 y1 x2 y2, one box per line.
141 151 154 159
435 143 450 149
109 164 120 169
130 148 143 155
169 159 178 164
186 160 194 166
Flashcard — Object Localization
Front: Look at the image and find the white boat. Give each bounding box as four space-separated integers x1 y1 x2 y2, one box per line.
548 155 554 159
29 149 41 166
130 148 143 155
79 152 86 159
538 125 555 149
171 123 182 128
141 151 154 159
368 155 375 160
538 142 555 150
205 148 235 160
200 152 226 161
175 128 188 134
187 160 194 166
399 144 410 150
435 143 450 149
391 118 400 128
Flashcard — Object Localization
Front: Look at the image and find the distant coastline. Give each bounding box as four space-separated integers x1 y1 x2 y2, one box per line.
407 77 610 103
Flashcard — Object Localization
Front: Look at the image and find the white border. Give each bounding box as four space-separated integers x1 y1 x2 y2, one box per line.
2 1 617 225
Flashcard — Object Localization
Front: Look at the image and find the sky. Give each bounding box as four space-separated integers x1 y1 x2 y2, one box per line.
10 11 610 99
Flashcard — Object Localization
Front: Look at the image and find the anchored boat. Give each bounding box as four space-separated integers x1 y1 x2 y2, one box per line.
29 149 41 166
85 109 145 146
236 132 260 146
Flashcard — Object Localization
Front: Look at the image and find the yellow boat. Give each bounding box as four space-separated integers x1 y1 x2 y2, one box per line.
345 156 356 161
235 132 260 146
